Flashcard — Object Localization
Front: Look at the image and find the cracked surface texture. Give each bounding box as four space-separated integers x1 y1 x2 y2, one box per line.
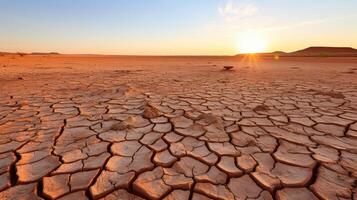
0 55 357 200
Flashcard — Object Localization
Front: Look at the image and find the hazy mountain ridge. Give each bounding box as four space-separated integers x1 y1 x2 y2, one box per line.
237 46 357 57
0 52 60 56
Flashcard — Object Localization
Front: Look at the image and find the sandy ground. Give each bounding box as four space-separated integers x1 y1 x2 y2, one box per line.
0 55 357 200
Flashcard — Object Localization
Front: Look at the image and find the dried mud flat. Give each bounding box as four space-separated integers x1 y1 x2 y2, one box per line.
0 55 357 200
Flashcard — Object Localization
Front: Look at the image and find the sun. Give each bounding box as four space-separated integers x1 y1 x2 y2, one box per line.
236 32 267 54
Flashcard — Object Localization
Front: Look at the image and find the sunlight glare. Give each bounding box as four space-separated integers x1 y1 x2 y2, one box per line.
236 32 267 54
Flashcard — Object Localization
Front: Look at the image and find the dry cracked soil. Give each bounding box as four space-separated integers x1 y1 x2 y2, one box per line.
0 55 357 200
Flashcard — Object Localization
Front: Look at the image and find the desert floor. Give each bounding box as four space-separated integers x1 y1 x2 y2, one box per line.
0 55 357 200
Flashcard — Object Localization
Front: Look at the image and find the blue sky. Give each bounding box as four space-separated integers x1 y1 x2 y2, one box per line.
1 0 357 55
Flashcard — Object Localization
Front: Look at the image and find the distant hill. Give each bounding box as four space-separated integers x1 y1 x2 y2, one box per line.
237 46 357 57
290 47 357 56
30 52 60 55
251 51 287 57
0 52 60 56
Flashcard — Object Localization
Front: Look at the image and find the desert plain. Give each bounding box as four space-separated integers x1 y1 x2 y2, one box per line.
0 54 357 200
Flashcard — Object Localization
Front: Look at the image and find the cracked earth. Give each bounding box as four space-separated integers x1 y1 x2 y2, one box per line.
0 55 357 200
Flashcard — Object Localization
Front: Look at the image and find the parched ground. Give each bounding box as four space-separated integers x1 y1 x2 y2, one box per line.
0 55 357 200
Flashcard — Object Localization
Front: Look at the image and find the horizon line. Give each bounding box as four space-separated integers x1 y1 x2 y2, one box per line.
1 46 357 57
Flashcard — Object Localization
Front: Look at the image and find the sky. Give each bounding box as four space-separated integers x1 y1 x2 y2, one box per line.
1 0 357 55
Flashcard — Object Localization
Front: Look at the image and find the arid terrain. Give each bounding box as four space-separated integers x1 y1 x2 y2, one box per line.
0 55 357 200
